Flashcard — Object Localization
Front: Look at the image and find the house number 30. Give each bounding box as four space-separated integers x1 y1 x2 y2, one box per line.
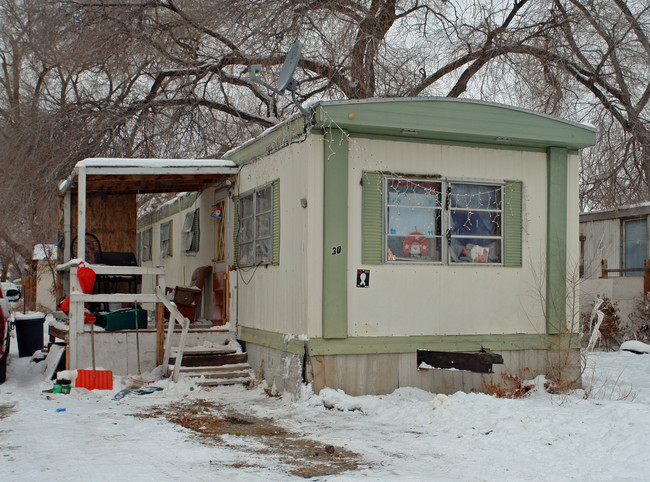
331 246 342 255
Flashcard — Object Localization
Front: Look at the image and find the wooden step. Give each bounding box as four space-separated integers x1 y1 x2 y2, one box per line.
165 340 253 387
175 363 252 373
180 370 252 381
170 363 252 378
171 345 238 356
168 362 254 387
199 376 252 387
169 352 248 367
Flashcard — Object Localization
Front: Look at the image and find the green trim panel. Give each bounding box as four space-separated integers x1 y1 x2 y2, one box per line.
345 132 550 153
272 178 280 266
546 147 568 334
322 130 349 339
232 195 239 268
315 99 596 150
238 326 579 356
225 117 306 165
361 171 384 264
503 181 523 267
308 333 580 355
239 326 306 355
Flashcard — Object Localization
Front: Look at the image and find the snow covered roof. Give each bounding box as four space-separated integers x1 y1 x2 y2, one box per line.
32 244 57 261
580 202 650 223
59 158 238 195
75 158 235 168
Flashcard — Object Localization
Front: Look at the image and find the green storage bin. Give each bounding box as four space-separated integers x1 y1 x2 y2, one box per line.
95 308 147 331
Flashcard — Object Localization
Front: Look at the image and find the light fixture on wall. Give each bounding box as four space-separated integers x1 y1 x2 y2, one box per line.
401 129 420 135
496 137 513 142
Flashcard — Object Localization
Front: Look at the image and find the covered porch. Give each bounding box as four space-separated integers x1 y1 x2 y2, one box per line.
56 158 240 378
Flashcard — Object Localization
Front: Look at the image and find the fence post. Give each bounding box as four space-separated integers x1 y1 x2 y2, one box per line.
601 259 608 279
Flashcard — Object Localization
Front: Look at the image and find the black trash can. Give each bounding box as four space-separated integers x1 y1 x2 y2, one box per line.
14 312 45 358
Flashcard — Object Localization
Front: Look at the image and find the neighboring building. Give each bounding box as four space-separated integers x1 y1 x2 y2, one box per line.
21 244 58 312
139 97 596 395
580 203 650 325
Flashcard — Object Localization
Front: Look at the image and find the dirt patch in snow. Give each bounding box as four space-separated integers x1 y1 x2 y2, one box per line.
133 399 362 478
0 402 16 420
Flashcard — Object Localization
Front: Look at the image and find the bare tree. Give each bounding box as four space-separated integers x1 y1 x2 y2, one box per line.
1 0 648 268
482 0 650 208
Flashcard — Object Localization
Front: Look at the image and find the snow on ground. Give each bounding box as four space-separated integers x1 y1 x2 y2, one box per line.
2 321 650 480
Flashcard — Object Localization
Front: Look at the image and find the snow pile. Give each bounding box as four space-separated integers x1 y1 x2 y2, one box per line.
620 340 650 354
14 311 46 321
2 347 650 480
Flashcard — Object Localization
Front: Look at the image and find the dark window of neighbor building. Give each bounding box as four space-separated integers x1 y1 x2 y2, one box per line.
624 218 648 277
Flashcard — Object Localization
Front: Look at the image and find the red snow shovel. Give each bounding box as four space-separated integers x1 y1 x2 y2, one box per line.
76 314 113 390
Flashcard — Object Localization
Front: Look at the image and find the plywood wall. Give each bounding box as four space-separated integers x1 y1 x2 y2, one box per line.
69 193 137 255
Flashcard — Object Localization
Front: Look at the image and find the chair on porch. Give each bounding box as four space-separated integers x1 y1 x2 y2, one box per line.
165 266 212 323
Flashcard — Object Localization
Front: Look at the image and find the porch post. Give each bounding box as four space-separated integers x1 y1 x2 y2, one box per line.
156 273 166 366
77 165 87 261
69 264 82 369
63 190 71 263
70 164 87 370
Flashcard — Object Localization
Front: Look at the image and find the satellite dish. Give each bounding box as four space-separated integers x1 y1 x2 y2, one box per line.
248 41 313 123
277 41 302 94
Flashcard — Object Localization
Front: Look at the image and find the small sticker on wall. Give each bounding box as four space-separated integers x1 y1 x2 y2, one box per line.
356 269 370 288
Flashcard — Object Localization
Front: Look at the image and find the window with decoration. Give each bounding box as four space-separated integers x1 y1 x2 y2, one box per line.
384 177 505 264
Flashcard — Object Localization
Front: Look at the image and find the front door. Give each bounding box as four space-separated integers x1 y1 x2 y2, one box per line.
211 191 229 324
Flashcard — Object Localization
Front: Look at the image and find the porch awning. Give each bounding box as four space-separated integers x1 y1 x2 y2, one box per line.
59 158 238 195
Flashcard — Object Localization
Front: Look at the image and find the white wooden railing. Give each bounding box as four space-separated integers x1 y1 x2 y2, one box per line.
155 287 191 382
57 260 166 370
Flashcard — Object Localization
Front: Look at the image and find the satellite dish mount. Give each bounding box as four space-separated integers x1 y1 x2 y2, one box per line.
249 41 313 123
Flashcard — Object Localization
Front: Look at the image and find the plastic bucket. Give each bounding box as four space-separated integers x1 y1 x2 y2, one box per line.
14 312 45 358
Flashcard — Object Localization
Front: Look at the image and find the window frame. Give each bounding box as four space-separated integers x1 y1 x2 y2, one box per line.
623 216 649 277
183 208 200 253
383 176 505 266
160 220 172 258
447 180 504 265
238 183 274 267
142 228 152 262
384 177 444 264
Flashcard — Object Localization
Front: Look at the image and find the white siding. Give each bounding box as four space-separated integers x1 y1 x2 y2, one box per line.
139 192 220 317
235 137 323 337
347 138 549 336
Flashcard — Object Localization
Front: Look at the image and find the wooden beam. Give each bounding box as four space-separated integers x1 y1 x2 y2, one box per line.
156 302 165 366
69 293 158 303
